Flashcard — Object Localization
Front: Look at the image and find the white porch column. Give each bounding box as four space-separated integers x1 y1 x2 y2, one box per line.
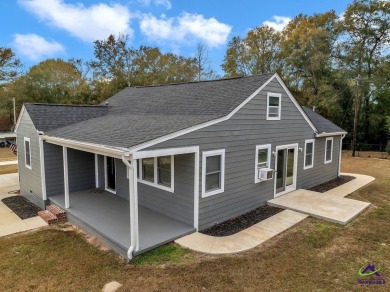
63 146 69 209
132 159 139 251
39 136 47 201
94 154 99 188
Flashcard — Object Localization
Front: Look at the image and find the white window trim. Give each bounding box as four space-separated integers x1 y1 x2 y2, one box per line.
24 137 32 169
303 139 315 170
104 156 117 194
324 137 333 164
266 92 282 121
138 156 174 193
202 149 225 198
254 144 271 183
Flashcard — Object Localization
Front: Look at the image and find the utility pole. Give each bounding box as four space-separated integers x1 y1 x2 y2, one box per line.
352 75 360 157
13 97 16 128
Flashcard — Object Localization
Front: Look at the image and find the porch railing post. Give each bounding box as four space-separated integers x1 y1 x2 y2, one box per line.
63 146 69 209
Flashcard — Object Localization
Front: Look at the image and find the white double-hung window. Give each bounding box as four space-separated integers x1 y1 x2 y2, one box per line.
324 137 333 164
24 137 31 169
139 156 174 192
255 144 271 183
304 139 315 169
267 92 281 120
202 149 225 197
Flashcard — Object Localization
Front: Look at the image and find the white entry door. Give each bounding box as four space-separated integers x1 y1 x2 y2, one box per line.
274 144 298 197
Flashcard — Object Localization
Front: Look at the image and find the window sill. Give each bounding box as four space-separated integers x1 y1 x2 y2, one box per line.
266 117 281 121
202 187 224 198
324 160 332 164
138 178 174 193
303 165 314 170
25 165 32 170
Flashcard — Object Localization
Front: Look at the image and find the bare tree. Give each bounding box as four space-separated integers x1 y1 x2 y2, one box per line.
194 43 217 81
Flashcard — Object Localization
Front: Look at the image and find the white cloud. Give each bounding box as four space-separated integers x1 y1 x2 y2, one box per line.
138 0 172 9
263 16 291 31
12 33 65 60
18 0 132 42
140 13 232 47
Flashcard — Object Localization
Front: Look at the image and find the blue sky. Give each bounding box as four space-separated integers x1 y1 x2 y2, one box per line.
0 0 353 75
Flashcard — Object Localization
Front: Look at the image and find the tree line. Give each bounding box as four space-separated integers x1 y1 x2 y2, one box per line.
0 0 389 149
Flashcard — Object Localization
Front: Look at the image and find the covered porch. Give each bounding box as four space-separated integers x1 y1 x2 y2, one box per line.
49 189 195 255
42 139 200 258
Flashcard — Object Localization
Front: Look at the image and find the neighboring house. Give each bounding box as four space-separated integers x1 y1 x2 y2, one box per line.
15 73 346 260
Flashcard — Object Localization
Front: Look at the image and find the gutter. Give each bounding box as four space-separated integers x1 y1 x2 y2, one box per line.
42 135 129 158
121 155 137 261
316 131 347 138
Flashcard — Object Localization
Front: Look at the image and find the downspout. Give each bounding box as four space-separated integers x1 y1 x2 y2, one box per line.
338 134 346 177
121 155 137 261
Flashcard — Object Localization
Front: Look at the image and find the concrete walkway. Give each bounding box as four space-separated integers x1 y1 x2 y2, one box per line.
176 172 374 254
0 173 47 237
176 210 308 254
0 160 18 166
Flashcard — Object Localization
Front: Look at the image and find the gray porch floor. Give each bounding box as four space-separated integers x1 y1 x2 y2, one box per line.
49 190 195 254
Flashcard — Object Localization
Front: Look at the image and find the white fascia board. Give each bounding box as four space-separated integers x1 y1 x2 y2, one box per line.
42 135 130 158
128 73 279 153
132 146 199 159
273 74 318 133
14 105 25 133
316 131 348 138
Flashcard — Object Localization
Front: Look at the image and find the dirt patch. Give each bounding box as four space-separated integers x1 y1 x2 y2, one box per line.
200 205 284 237
308 175 355 193
1 196 42 219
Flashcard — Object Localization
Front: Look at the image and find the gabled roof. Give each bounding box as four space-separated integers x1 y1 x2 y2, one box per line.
23 103 109 132
42 73 276 148
302 107 346 135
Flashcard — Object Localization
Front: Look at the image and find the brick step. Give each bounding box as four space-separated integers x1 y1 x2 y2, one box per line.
38 210 58 224
46 205 66 219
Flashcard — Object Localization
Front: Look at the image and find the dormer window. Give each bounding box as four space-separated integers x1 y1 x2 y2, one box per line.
267 93 281 120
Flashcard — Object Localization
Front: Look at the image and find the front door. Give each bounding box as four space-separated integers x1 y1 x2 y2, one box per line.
275 144 298 197
105 156 116 194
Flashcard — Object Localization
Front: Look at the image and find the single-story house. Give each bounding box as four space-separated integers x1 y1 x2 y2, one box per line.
15 72 346 260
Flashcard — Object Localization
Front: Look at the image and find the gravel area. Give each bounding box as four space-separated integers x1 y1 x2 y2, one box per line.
200 205 284 237
2 196 42 220
308 175 356 193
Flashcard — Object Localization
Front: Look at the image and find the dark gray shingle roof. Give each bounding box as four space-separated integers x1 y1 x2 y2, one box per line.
25 103 109 132
302 107 346 134
28 73 275 148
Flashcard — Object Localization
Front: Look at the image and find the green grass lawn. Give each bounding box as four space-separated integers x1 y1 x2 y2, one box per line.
0 156 389 291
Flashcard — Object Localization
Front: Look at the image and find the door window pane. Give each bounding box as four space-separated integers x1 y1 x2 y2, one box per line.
158 156 171 187
106 157 116 190
286 148 294 186
142 158 154 182
276 149 285 191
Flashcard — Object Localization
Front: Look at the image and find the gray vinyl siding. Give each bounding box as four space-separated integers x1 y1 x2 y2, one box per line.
138 154 194 225
115 158 129 200
44 142 64 196
17 110 44 208
146 77 341 229
68 149 95 192
298 136 341 189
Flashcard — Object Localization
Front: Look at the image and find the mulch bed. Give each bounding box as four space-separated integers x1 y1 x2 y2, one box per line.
308 175 356 193
200 205 284 237
1 196 42 220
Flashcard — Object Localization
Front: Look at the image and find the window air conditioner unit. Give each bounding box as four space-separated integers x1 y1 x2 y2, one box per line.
258 168 274 181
